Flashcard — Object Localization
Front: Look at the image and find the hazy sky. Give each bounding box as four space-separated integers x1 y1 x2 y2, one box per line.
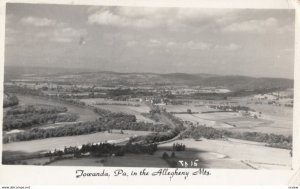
5 3 295 78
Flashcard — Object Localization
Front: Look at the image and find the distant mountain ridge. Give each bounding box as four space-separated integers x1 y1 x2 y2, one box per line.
4 66 294 91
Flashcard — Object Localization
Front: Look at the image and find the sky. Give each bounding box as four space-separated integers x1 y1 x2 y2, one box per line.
5 3 295 79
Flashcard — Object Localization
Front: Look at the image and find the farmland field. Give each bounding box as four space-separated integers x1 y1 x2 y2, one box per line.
164 104 215 113
49 154 169 167
49 137 292 169
175 114 233 128
159 138 291 169
3 130 152 154
168 99 292 136
80 98 140 106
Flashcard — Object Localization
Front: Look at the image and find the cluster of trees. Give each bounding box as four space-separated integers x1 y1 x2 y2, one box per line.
141 113 160 122
95 102 140 107
6 105 67 115
3 105 78 131
209 105 254 112
5 85 42 96
45 142 158 159
224 131 292 148
106 88 155 100
3 94 19 108
182 126 223 140
57 93 106 99
172 143 186 151
133 129 180 144
125 142 158 155
191 93 227 100
4 113 170 143
60 98 86 107
162 152 177 167
93 107 115 116
163 112 185 130
107 88 133 97
182 125 292 149
228 88 283 97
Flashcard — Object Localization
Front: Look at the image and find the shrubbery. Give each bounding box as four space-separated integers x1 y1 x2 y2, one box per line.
182 126 292 149
3 105 78 131
4 112 170 143
46 142 158 158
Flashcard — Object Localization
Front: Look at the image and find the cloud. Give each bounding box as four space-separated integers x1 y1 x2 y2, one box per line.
223 17 278 33
19 16 86 43
215 43 241 51
88 8 165 28
20 16 60 27
126 38 240 52
87 7 238 29
149 39 162 47
183 41 211 50
166 41 177 48
37 27 87 43
226 43 240 51
126 40 137 47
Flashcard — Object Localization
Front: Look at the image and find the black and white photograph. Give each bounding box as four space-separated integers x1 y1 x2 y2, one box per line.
2 2 296 171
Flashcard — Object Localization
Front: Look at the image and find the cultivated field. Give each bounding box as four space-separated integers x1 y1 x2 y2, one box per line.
3 130 151 154
166 95 293 136
159 138 292 169
175 114 233 128
49 154 169 167
164 104 215 113
80 98 141 106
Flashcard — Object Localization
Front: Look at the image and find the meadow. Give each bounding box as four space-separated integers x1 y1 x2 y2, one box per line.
159 138 292 169
3 130 152 155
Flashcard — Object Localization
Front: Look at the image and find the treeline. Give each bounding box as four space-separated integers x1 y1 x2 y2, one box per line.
5 85 42 96
132 107 186 144
3 112 78 131
181 126 223 139
4 113 170 143
60 98 86 106
3 94 19 108
227 88 284 97
132 128 181 144
141 113 160 122
224 131 292 149
3 105 78 131
6 105 67 115
95 102 140 107
181 126 292 149
53 142 158 157
209 105 254 112
163 112 185 130
3 142 159 165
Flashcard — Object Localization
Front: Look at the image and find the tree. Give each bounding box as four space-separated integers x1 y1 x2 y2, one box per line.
171 152 175 158
187 109 192 114
162 152 169 159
